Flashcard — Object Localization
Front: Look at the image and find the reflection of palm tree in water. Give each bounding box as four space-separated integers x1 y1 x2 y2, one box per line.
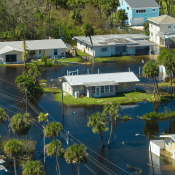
91 60 94 73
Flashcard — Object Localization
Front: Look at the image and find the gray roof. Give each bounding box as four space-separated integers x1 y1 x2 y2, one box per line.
127 40 156 47
147 15 175 24
64 72 140 86
0 39 67 51
73 34 149 47
124 0 159 8
159 134 175 141
0 46 23 54
0 159 5 165
83 81 119 87
0 165 6 171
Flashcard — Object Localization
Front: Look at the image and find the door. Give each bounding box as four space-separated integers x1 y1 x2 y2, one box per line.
134 18 144 26
170 140 172 152
95 87 101 97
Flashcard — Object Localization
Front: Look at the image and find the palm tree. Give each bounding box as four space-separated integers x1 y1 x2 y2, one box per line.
87 112 109 146
38 112 48 164
158 48 175 98
45 140 61 157
4 139 23 175
22 40 27 65
83 23 94 61
103 102 121 145
64 144 88 175
45 121 63 175
9 113 33 140
22 160 44 175
143 60 159 99
0 108 10 139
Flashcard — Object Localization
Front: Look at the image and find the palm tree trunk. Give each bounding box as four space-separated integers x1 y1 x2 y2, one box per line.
100 131 105 146
2 123 10 138
107 119 114 145
77 163 80 175
89 36 94 62
55 139 60 175
71 163 74 175
152 78 156 98
14 157 17 175
155 77 159 96
171 70 173 98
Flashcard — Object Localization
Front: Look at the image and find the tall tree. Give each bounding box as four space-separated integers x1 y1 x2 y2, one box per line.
22 40 27 65
64 144 88 175
87 112 109 146
83 23 94 61
22 160 44 175
158 48 175 98
117 9 128 26
103 102 121 145
4 139 23 175
143 60 159 99
45 121 63 175
9 113 33 140
0 108 10 139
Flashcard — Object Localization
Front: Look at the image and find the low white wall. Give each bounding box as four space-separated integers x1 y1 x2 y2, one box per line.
150 140 165 157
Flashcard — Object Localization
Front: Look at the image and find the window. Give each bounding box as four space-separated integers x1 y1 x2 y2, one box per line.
79 86 84 90
116 46 126 52
165 139 169 146
127 7 129 10
101 48 107 52
80 41 82 44
30 50 35 55
54 49 57 55
105 86 109 93
124 83 128 89
168 24 171 28
6 54 17 62
101 86 104 93
136 9 146 13
39 50 41 55
152 8 156 11
110 86 114 93
91 87 95 94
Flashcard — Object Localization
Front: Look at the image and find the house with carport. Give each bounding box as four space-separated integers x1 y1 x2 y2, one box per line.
147 15 175 47
73 34 156 57
150 134 175 159
118 0 159 26
0 39 67 64
62 72 140 98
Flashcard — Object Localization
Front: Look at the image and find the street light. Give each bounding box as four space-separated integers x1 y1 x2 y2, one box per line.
135 132 155 175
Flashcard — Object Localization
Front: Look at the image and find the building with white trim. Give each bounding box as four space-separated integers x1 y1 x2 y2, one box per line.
147 15 175 47
0 39 67 64
62 72 140 98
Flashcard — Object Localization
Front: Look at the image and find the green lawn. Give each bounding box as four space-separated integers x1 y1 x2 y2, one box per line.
59 57 82 62
43 87 153 105
39 79 47 83
94 56 132 62
76 49 89 56
158 80 175 88
0 64 7 66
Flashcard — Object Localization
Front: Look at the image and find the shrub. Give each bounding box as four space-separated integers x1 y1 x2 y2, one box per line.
150 112 157 119
41 55 47 66
139 169 142 174
137 115 140 119
123 115 130 120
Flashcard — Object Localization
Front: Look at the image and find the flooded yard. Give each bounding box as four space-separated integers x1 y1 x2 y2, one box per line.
0 54 175 175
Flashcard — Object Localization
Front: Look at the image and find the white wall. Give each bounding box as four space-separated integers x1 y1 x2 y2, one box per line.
1 51 23 63
150 140 165 157
149 22 160 44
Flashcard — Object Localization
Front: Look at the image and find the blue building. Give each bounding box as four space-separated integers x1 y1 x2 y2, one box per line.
118 0 160 26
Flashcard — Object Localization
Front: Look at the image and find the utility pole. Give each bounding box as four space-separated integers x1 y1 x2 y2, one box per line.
25 89 27 113
148 133 155 175
68 131 74 175
49 8 51 38
44 120 46 165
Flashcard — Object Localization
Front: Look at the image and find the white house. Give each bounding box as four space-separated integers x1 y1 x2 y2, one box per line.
147 15 175 47
0 39 67 64
62 72 140 98
73 34 156 57
118 0 159 26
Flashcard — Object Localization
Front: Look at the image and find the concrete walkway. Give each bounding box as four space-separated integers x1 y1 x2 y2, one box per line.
130 26 144 31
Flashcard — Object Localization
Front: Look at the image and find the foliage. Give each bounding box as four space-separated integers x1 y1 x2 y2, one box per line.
40 55 48 66
38 112 48 123
123 115 133 120
45 121 63 139
143 21 149 36
4 139 23 157
9 113 33 138
22 160 44 175
45 140 61 158
87 112 109 134
117 9 128 25
64 143 88 165
21 139 37 154
70 8 82 22
0 107 9 124
22 40 28 64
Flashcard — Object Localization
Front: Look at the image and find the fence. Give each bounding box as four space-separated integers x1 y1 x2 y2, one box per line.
150 140 165 157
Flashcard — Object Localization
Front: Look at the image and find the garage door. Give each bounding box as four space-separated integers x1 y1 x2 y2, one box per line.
6 54 17 62
134 18 144 26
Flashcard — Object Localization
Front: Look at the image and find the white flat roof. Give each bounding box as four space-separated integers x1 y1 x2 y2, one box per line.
0 39 67 51
73 34 149 47
159 134 175 141
64 72 140 86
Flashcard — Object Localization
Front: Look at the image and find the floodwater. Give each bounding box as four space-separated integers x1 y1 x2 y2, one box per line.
0 57 175 175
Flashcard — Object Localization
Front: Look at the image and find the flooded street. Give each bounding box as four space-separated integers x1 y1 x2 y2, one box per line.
1 56 175 175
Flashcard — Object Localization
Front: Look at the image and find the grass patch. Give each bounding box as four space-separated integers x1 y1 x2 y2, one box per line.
122 115 133 120
59 57 82 62
94 56 132 62
76 49 89 56
43 87 60 94
39 79 47 83
158 81 175 88
52 89 152 105
0 64 7 66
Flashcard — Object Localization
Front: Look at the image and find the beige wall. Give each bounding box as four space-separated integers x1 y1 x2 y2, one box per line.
165 141 175 153
0 51 23 63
